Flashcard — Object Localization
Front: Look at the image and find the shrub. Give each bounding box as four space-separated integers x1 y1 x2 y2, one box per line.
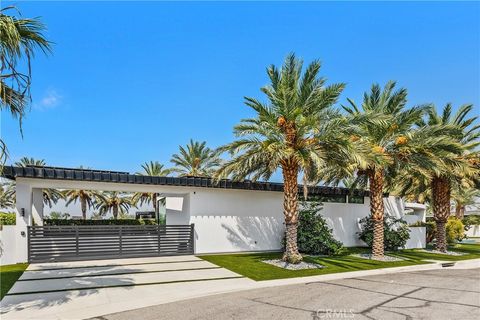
296 201 344 255
0 212 15 225
446 217 465 244
462 215 480 231
357 216 410 251
43 219 157 226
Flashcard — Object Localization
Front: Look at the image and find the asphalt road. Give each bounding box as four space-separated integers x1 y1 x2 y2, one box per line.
93 267 480 320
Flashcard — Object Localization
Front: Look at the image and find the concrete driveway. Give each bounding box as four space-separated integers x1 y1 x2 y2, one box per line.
0 255 254 320
92 267 480 320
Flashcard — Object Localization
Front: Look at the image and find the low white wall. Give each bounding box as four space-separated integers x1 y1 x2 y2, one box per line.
321 200 371 247
466 225 480 238
405 227 426 249
185 189 372 253
0 226 17 265
189 189 284 254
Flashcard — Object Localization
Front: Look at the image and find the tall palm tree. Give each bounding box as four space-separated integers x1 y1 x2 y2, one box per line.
402 104 479 251
217 54 349 263
452 188 480 219
342 81 436 258
64 189 102 220
132 161 171 213
171 140 221 177
95 191 132 219
14 157 64 207
0 7 52 163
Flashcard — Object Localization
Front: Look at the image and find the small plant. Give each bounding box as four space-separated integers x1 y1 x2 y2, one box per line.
0 212 15 225
446 217 465 244
358 216 410 251
296 201 344 256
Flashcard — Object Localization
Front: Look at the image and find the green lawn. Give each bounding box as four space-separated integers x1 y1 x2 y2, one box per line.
199 244 480 281
0 263 28 300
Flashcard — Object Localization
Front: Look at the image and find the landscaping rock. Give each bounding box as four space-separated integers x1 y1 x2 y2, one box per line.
351 253 405 262
420 249 467 256
262 259 325 270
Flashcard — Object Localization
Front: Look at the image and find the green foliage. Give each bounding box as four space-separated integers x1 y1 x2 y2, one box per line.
47 211 70 219
43 219 157 226
446 217 465 244
0 263 29 299
358 216 410 251
463 215 480 227
0 212 15 225
171 140 221 177
296 202 344 255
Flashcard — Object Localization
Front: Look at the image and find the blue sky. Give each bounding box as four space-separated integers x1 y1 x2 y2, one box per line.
2 1 479 182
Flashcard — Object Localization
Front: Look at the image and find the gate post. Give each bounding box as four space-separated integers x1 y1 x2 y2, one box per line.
119 226 123 256
157 224 161 255
190 223 195 254
75 227 79 257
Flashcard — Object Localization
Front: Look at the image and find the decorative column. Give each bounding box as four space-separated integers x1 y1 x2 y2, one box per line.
32 188 44 226
14 181 33 263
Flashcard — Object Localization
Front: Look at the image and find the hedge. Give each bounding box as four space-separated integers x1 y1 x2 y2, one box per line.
43 219 158 226
0 212 15 225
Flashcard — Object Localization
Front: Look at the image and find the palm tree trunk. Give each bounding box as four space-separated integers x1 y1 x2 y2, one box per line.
81 197 87 220
113 206 118 219
455 201 465 219
432 176 450 252
369 169 385 259
281 160 302 264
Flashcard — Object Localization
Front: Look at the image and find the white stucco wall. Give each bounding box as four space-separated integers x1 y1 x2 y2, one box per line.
0 226 17 265
466 225 480 238
405 227 426 249
188 189 285 254
321 199 371 247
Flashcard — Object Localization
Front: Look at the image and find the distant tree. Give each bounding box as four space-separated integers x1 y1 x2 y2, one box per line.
96 191 132 219
15 157 64 207
47 211 70 219
0 181 15 209
64 189 103 220
132 161 171 213
171 140 221 177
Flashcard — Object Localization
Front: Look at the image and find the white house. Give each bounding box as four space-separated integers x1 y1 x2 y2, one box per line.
0 166 425 265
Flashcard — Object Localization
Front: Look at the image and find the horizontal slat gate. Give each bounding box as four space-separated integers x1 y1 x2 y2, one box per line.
28 224 194 263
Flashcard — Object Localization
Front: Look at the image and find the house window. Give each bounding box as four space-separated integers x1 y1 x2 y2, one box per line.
307 194 347 203
348 195 365 204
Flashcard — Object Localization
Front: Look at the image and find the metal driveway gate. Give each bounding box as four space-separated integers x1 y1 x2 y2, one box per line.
28 224 195 263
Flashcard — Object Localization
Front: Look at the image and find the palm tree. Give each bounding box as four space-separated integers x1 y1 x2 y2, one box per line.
0 7 52 163
95 191 132 219
0 181 15 209
342 81 434 258
452 188 480 219
413 104 479 251
171 140 221 177
217 54 349 263
14 157 64 207
132 161 171 213
64 189 102 220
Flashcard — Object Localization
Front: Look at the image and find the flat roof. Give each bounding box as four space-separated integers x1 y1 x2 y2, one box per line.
1 165 368 197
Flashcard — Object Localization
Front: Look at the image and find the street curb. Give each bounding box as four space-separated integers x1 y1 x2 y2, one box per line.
251 258 480 289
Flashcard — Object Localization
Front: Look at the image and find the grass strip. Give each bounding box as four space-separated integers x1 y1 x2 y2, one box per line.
1 263 29 300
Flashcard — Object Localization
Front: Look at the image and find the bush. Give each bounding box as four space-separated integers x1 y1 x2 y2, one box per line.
43 219 158 226
0 212 15 225
462 215 480 232
296 201 344 255
409 220 436 244
357 216 410 251
446 217 465 244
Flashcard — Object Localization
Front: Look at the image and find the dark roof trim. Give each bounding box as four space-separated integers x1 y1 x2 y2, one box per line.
1 166 369 197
